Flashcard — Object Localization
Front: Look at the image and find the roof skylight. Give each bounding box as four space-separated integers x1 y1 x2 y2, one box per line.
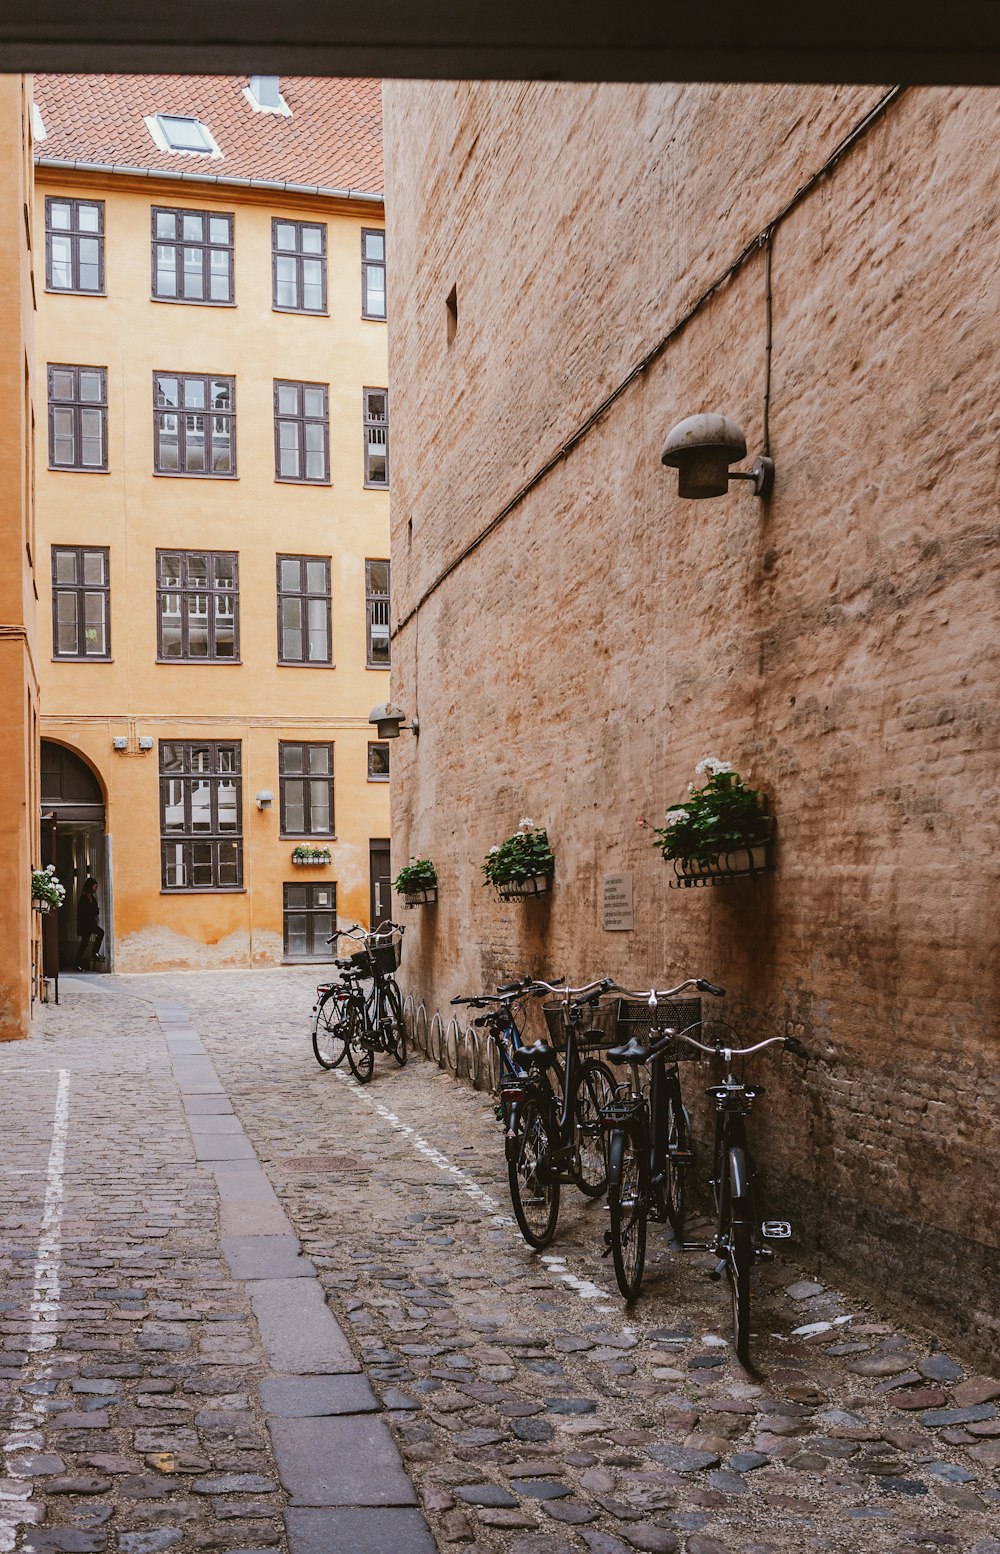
145 112 222 158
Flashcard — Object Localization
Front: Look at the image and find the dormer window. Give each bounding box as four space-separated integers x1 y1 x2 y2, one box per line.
145 113 222 158
245 76 291 117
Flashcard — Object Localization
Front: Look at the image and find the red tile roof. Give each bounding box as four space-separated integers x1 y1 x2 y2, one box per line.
33 75 383 197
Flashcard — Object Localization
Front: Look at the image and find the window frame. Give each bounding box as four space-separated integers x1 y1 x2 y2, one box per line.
367 742 390 782
44 196 105 295
156 549 240 663
279 741 335 838
273 380 331 484
363 387 389 488
283 881 338 961
153 371 237 478
271 218 328 315
361 227 386 320
276 554 332 666
50 545 111 660
47 364 109 472
365 558 391 670
151 206 235 307
159 740 243 892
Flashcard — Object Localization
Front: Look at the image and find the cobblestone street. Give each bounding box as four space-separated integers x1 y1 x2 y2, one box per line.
2 970 998 1554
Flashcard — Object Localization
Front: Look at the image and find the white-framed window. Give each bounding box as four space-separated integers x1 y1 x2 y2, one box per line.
145 113 222 159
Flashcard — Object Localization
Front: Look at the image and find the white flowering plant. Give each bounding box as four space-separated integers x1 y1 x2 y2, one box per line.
31 865 66 907
393 858 437 893
653 759 770 864
482 820 554 888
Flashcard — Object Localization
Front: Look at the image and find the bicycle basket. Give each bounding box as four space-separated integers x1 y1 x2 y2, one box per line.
346 947 374 974
542 999 617 1050
371 928 403 975
614 998 702 1059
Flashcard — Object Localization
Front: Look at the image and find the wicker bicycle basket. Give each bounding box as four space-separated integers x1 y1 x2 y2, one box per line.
541 999 618 1050
370 928 403 975
613 997 703 1059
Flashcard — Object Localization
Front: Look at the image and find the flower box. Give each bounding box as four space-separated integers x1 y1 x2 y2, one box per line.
495 872 553 901
669 838 772 889
654 759 774 890
291 847 332 866
400 886 438 907
483 821 555 901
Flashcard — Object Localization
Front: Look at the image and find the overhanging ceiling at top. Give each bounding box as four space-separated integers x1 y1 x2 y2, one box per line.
3 0 1000 84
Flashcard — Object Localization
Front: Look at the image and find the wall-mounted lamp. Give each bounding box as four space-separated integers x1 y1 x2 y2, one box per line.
661 414 774 500
369 702 419 740
256 789 275 811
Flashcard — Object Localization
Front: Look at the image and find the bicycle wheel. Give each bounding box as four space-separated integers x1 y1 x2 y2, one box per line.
574 1059 616 1197
607 1125 647 1300
311 989 350 1070
486 1033 502 1094
507 1099 560 1249
726 1147 753 1364
664 1090 690 1235
346 1002 374 1083
379 981 406 1065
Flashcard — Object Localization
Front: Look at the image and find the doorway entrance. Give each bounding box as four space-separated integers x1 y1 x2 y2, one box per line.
369 838 391 928
40 741 110 971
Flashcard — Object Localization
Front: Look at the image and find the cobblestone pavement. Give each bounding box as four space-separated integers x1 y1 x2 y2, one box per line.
5 971 1000 1554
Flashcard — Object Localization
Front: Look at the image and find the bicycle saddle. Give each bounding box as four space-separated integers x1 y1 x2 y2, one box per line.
607 1037 652 1065
514 1040 558 1069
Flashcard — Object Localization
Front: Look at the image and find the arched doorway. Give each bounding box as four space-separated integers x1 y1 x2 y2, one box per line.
40 741 110 972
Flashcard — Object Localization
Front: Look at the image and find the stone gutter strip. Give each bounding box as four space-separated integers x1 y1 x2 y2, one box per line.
155 1002 437 1554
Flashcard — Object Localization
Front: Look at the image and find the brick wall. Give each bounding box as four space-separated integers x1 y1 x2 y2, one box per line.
382 81 1000 1355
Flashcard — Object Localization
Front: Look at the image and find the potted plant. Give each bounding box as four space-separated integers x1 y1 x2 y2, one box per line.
393 858 438 907
653 757 773 888
291 844 332 866
483 819 555 900
31 865 66 913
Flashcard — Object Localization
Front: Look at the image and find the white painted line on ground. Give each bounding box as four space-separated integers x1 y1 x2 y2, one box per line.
332 1068 620 1311
0 1069 71 1552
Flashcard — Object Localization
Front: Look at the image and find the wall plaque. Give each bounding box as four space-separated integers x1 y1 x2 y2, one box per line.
602 873 634 931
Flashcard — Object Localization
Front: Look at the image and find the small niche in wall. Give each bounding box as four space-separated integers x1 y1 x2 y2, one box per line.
446 284 458 347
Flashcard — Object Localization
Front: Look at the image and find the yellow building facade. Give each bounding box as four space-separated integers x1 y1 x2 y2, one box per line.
33 76 391 971
0 74 41 1037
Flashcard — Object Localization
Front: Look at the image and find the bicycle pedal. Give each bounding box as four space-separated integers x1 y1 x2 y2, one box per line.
707 1258 726 1282
669 1149 694 1165
756 1246 774 1261
761 1219 792 1239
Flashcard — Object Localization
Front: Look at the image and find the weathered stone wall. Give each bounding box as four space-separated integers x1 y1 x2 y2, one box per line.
382 82 1000 1354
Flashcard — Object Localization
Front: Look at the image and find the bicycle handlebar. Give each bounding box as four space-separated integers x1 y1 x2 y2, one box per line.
675 1029 809 1061
607 976 725 1003
527 977 613 1002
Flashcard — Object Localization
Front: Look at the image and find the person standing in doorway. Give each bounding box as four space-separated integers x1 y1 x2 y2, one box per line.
76 877 104 970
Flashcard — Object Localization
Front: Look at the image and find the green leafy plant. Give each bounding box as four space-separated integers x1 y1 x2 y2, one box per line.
653 758 771 865
31 865 66 907
291 844 332 864
482 820 555 888
393 858 437 893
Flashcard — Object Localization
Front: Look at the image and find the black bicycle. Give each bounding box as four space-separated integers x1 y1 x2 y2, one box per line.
312 921 406 1081
499 978 617 1249
601 977 724 1299
676 1021 808 1365
451 978 536 1094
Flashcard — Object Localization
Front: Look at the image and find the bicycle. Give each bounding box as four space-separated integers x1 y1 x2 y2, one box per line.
310 977 353 1070
499 978 618 1250
321 920 407 1082
676 1020 809 1366
451 975 538 1095
600 976 724 1299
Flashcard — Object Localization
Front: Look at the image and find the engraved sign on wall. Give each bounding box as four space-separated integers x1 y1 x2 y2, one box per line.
603 873 634 931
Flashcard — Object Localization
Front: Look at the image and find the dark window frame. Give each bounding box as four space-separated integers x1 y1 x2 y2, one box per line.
156 549 240 662
51 545 111 660
153 370 237 478
273 380 330 484
367 742 390 782
279 741 335 838
283 880 338 960
363 387 389 488
47 364 108 472
159 740 243 891
271 218 328 315
151 206 235 306
365 558 391 669
276 554 332 665
45 196 105 295
361 227 386 320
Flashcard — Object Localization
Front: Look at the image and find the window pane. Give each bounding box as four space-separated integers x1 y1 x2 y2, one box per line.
49 201 72 230
302 259 323 311
275 223 297 250
285 914 308 956
305 560 327 593
52 408 76 466
156 376 180 407
212 419 233 473
369 629 390 667
185 414 206 471
80 407 104 468
284 779 305 833
217 779 238 831
163 843 187 888
77 204 101 234
366 267 386 316
280 558 302 592
211 379 232 411
160 552 182 585
182 213 204 242
279 420 301 479
184 378 206 409
190 779 212 829
191 841 214 886
364 232 385 261
281 597 303 659
217 841 240 886
301 226 324 254
162 778 185 828
209 216 230 245
214 554 235 587
308 780 331 832
157 415 179 470
82 551 106 585
285 883 308 908
303 387 325 418
307 745 330 775
277 383 299 415
50 369 76 400
56 592 78 654
209 252 230 300
78 370 103 403
77 237 101 291
183 247 204 299
282 745 304 774
50 236 73 289
368 561 389 595
275 254 298 308
307 597 328 660
55 549 78 584
160 743 185 773
369 744 390 778
83 591 107 654
367 392 387 422
313 886 335 909
156 211 176 239
156 246 177 296
217 745 238 772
